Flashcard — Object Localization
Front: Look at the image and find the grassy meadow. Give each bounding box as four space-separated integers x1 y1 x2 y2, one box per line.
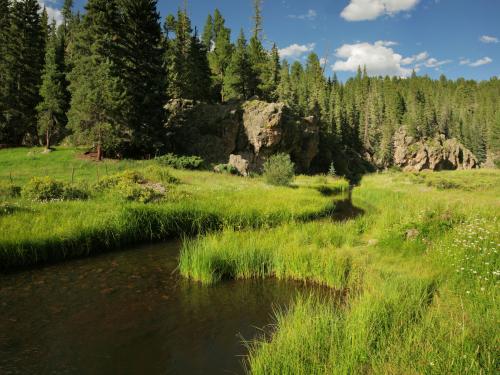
181 170 500 374
0 147 348 270
1 147 498 373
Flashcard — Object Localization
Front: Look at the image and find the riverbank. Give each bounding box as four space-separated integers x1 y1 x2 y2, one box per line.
0 147 348 271
180 170 499 374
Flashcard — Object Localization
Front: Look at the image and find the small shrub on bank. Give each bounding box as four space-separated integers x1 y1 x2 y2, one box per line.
95 170 146 190
113 181 164 203
143 165 180 185
22 177 88 202
156 153 204 170
263 153 295 186
0 182 21 198
214 164 239 175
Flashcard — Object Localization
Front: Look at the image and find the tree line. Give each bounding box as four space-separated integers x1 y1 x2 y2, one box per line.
0 0 498 166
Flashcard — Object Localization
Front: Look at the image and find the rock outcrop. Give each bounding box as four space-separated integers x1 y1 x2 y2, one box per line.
393 128 478 172
164 99 319 174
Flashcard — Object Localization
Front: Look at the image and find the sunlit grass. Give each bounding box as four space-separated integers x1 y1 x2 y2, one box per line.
179 169 499 374
0 147 347 269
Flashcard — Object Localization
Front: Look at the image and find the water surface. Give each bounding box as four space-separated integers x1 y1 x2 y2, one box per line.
0 241 326 374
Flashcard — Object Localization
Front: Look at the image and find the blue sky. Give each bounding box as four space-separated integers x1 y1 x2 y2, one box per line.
42 0 499 81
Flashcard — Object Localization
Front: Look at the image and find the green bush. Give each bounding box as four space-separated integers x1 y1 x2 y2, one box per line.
143 165 180 185
263 153 295 186
214 164 239 175
95 170 145 190
113 181 164 203
0 182 21 198
22 177 88 202
156 153 204 170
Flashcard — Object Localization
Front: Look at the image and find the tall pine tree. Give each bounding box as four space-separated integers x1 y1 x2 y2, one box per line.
2 0 45 145
68 0 126 160
223 29 253 100
37 21 66 150
120 0 166 154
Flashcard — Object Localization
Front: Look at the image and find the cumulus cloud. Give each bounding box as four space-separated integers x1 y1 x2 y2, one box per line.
279 43 316 60
479 35 498 44
38 0 63 25
401 51 428 65
331 40 413 77
288 9 317 21
460 57 493 67
423 57 452 68
341 0 420 21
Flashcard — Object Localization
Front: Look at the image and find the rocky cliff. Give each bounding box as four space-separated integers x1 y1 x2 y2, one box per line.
164 99 319 175
393 128 478 172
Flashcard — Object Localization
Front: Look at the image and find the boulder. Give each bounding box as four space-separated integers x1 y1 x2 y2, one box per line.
164 99 319 173
393 128 478 172
228 154 250 176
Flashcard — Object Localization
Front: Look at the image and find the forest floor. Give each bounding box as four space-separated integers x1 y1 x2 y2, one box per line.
0 147 499 373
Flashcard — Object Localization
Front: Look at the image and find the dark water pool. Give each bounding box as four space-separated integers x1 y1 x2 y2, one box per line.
0 241 328 374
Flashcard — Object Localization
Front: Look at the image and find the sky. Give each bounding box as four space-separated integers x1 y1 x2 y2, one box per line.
40 0 499 81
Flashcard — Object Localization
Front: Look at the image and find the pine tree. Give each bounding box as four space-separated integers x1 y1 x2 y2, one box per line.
67 0 126 160
2 0 45 145
37 21 66 150
223 29 253 100
277 60 291 104
260 43 281 101
119 0 166 154
247 0 267 98
201 14 213 49
208 9 233 101
188 28 212 101
0 0 11 142
166 9 192 99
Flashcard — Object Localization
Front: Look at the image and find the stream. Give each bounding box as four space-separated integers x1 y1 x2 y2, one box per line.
0 241 328 374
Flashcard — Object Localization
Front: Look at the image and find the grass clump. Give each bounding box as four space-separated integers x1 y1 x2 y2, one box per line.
263 153 295 186
22 177 88 202
214 163 239 175
0 181 21 198
156 153 204 170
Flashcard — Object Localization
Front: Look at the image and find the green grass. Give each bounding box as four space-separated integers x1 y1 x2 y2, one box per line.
0 147 349 270
179 169 500 374
1 147 498 373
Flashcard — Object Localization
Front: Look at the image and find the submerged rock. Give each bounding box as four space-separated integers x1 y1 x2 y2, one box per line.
164 99 319 173
393 128 478 172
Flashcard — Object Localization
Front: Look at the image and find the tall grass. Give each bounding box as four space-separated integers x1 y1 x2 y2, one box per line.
179 169 499 374
0 147 347 270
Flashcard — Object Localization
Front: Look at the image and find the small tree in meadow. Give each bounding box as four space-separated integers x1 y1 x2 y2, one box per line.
263 153 295 186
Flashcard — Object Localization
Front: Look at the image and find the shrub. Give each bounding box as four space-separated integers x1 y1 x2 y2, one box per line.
23 177 65 201
113 181 164 203
143 165 180 185
263 153 295 186
22 177 88 202
156 153 204 170
328 162 337 177
0 182 21 198
214 164 239 175
95 170 145 190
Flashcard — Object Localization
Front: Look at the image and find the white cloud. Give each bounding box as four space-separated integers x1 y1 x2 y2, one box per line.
401 51 429 65
341 0 420 21
279 43 316 59
460 57 493 67
38 0 63 26
331 41 453 76
479 35 498 44
288 9 317 21
332 41 413 77
423 57 452 68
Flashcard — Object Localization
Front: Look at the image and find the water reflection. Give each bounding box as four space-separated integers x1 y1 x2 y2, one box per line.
0 242 328 375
